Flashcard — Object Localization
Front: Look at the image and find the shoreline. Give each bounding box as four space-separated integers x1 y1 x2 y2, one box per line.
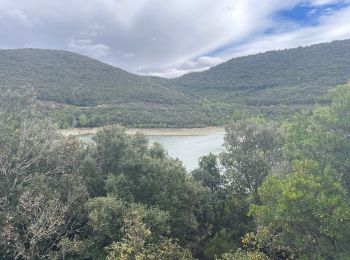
58 126 225 137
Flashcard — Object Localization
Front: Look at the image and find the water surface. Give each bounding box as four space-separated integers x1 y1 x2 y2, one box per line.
80 133 225 171
149 134 224 171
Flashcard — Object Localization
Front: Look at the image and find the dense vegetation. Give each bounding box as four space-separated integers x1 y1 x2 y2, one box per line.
0 49 187 107
0 49 218 128
172 39 350 108
1 39 350 127
0 83 349 259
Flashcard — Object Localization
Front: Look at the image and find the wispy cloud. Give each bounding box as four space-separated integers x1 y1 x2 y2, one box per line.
67 39 111 59
215 2 350 61
142 56 224 78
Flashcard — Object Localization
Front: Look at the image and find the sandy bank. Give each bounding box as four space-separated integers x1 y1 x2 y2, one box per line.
58 126 225 137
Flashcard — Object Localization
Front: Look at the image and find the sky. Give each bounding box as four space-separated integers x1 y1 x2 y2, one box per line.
1 0 350 78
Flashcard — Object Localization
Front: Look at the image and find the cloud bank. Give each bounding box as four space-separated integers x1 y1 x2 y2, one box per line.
0 0 350 77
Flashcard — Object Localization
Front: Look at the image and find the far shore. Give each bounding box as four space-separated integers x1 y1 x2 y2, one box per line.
58 126 225 137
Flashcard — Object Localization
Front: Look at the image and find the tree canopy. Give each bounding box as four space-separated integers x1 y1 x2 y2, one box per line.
0 83 349 259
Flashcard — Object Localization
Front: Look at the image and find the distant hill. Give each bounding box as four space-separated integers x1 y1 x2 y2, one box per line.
171 39 350 116
0 49 189 106
1 39 350 128
0 49 215 128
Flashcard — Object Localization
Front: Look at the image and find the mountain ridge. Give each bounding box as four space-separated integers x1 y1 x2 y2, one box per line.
1 39 350 127
171 38 350 107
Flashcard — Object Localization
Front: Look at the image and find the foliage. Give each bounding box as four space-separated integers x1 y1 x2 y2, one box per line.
2 40 350 127
246 84 350 259
0 90 88 259
250 162 350 258
173 39 350 115
284 83 350 191
220 120 285 202
192 153 223 193
0 83 350 259
106 211 193 260
220 249 268 260
0 49 220 128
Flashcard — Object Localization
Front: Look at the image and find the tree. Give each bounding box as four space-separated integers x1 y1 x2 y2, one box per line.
192 154 227 233
0 89 88 259
192 153 223 193
285 83 350 192
94 125 129 175
0 89 80 204
1 181 87 260
238 84 350 259
94 126 205 251
78 114 87 127
192 154 255 259
250 161 350 259
2 192 68 259
78 156 105 197
84 195 171 258
220 120 284 202
220 250 268 260
106 211 193 260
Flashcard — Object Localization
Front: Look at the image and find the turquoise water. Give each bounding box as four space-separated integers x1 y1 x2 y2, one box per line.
79 134 225 171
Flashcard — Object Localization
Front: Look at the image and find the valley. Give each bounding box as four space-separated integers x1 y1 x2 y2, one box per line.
2 39 350 129
2 1 350 258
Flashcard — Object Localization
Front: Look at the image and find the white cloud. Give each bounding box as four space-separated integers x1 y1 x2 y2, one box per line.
0 0 298 71
0 0 350 77
216 4 350 60
6 9 31 26
67 39 111 59
143 56 224 78
310 0 345 6
1 8 43 28
180 56 224 70
122 53 135 58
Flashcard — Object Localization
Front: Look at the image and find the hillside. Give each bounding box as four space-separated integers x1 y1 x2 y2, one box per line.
171 39 350 116
0 49 188 106
1 39 350 127
0 49 216 128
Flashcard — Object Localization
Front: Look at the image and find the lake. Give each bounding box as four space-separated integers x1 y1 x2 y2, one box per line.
80 133 225 171
149 134 225 171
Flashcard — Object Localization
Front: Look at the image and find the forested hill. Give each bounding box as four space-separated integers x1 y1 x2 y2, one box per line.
0 49 214 128
1 39 350 127
0 49 189 106
171 39 350 108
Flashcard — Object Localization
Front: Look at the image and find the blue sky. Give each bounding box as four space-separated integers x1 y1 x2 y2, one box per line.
278 1 349 26
279 5 318 25
208 0 350 58
1 0 350 77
